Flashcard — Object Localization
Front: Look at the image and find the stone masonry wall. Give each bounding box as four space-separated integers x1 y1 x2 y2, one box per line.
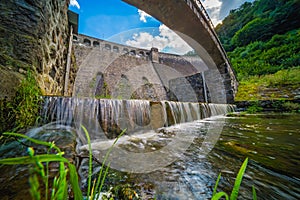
73 44 168 100
73 34 238 103
73 41 211 102
0 0 71 98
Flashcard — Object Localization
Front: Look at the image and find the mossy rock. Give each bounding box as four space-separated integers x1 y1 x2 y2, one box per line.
0 65 24 100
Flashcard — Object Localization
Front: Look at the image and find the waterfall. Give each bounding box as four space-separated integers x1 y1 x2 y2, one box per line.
41 97 236 139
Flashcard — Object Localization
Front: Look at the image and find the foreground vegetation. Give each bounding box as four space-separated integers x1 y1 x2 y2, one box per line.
0 127 126 200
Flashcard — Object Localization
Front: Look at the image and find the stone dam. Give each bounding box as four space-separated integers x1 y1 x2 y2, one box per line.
72 33 237 104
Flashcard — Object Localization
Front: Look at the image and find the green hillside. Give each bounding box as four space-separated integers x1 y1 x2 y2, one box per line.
215 0 300 100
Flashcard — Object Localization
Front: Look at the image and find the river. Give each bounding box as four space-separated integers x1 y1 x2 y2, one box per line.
0 112 299 199
78 112 300 199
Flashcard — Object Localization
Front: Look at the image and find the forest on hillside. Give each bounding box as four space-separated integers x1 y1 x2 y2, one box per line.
215 0 300 80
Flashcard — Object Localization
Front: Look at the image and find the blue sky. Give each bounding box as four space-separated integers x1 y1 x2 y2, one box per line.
69 0 254 54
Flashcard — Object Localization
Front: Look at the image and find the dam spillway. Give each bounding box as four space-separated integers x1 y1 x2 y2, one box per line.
41 96 236 140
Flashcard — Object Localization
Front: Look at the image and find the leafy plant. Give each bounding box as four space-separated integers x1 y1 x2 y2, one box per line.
0 127 126 200
212 157 257 200
0 132 82 200
246 101 263 114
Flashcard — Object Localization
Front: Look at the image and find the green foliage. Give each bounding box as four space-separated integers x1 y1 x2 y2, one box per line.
95 94 112 99
246 101 263 114
0 132 82 200
0 128 126 200
90 126 126 200
282 102 300 112
212 158 257 200
215 0 300 86
252 185 257 200
5 71 42 130
235 67 300 101
0 98 14 132
265 67 300 87
231 18 273 47
230 157 249 199
229 29 300 78
216 0 300 51
95 82 111 99
112 184 139 200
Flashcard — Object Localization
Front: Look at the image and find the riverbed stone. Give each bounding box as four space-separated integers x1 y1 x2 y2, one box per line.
294 95 300 99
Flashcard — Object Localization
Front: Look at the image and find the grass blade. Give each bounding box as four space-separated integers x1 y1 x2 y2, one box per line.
3 132 61 153
0 154 69 165
98 162 111 194
213 173 222 196
252 185 257 200
29 174 41 200
54 162 68 200
212 191 229 200
230 157 248 200
94 129 126 199
80 125 92 199
69 163 84 200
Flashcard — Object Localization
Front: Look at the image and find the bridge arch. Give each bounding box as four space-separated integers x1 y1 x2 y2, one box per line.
83 38 91 46
113 46 120 53
123 48 129 54
130 50 136 56
104 44 111 51
138 51 145 57
93 41 100 47
73 35 78 41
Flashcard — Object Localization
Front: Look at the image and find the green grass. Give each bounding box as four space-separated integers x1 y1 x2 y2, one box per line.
235 67 300 101
0 127 125 200
2 70 42 131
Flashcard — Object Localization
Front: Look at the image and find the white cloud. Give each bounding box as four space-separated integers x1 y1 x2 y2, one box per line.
201 0 223 25
125 25 192 55
70 0 80 9
138 9 152 23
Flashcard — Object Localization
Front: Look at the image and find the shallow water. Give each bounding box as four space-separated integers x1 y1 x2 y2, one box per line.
105 113 300 199
1 113 299 199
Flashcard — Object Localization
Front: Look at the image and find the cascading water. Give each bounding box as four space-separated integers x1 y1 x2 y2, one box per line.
41 96 236 139
40 97 237 173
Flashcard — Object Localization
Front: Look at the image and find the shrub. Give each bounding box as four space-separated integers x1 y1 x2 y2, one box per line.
282 102 300 112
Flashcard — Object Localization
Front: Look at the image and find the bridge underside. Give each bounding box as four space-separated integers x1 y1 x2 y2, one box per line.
122 0 238 103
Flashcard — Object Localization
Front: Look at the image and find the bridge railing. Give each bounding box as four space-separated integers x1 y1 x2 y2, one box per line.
185 0 237 93
187 0 238 94
186 0 228 62
192 0 215 29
